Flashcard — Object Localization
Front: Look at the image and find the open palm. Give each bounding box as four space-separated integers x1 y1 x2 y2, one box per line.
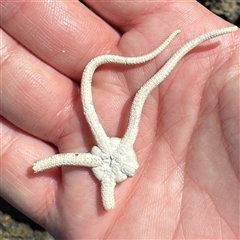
1 1 239 239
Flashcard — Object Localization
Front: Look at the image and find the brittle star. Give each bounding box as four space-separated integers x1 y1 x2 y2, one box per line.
33 26 238 210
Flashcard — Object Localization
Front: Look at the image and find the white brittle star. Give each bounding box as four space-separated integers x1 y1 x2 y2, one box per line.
33 26 237 210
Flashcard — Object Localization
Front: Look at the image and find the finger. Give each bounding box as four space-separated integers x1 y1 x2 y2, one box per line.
1 29 90 150
0 116 59 223
83 0 195 29
1 29 125 150
1 1 120 80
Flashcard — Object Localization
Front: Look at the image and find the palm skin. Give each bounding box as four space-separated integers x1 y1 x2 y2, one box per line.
1 1 239 239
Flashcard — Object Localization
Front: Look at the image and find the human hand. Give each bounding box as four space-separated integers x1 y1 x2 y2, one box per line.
1 1 239 239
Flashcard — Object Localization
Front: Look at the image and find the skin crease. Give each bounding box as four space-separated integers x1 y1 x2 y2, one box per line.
0 1 239 239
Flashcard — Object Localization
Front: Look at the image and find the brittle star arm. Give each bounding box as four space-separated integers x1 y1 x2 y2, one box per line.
117 26 238 153
33 153 102 172
81 30 181 153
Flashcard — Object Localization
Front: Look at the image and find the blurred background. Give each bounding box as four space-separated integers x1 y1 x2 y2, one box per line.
1 0 239 239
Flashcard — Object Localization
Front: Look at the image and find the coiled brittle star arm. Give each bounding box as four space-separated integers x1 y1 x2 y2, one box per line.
81 30 181 153
33 26 238 210
117 26 238 153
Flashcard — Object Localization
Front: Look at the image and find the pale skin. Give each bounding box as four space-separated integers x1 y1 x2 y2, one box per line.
1 1 239 239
